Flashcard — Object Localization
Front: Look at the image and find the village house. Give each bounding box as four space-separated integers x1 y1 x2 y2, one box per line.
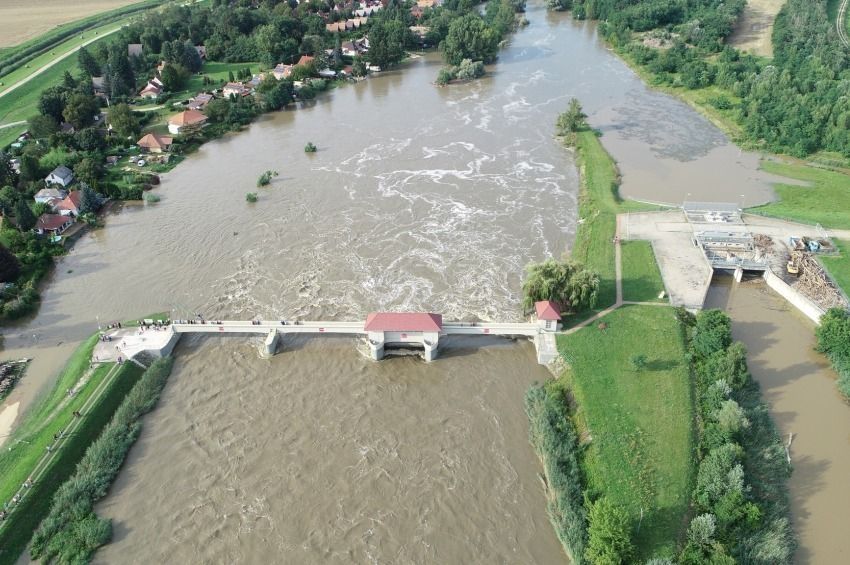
297 55 315 67
248 73 267 88
139 82 162 99
137 132 174 153
318 68 337 78
34 187 67 204
91 76 106 94
167 109 208 135
44 165 74 188
35 214 73 237
195 45 207 60
222 82 251 97
188 92 214 110
410 5 423 18
54 190 83 217
127 43 144 58
60 122 75 134
272 63 294 80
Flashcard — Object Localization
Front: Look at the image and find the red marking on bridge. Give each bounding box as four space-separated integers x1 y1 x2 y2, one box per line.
319 328 325 332
218 326 224 332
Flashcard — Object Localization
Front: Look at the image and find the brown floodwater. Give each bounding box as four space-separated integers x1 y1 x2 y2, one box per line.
0 3 789 563
706 277 850 564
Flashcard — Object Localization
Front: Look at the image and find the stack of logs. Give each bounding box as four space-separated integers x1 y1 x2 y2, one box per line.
790 250 848 310
0 363 19 397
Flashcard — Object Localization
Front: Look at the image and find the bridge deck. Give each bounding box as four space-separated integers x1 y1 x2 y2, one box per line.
171 320 540 337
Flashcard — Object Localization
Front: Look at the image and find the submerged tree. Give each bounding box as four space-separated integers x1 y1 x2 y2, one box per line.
257 170 279 187
521 258 599 315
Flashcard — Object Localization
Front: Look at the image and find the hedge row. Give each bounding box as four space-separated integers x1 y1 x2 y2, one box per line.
525 382 588 564
815 308 850 399
678 309 795 564
29 357 174 563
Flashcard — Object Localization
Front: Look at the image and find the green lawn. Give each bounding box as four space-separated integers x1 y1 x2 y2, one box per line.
0 49 82 125
820 239 850 298
621 240 666 302
748 160 850 228
558 305 694 560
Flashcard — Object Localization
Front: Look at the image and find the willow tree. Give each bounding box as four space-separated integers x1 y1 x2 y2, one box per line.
521 259 599 315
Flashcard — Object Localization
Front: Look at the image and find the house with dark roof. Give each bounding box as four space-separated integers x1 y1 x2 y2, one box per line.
128 43 144 58
35 214 73 236
188 93 214 110
34 187 67 204
45 165 74 188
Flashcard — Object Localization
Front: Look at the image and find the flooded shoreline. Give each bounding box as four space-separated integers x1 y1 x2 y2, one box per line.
706 277 850 564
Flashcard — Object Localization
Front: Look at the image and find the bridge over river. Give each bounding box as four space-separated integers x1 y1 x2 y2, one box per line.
104 301 562 366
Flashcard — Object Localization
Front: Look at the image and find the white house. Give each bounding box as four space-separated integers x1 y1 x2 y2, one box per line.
44 166 74 188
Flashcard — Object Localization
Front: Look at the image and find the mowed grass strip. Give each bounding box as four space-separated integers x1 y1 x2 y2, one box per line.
621 240 666 302
820 239 850 298
557 305 694 559
749 160 850 228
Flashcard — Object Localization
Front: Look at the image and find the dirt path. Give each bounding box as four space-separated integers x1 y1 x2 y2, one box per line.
839 0 850 48
728 0 786 57
0 25 122 99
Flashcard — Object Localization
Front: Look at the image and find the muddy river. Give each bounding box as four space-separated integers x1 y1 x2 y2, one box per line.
0 2 797 563
707 278 850 564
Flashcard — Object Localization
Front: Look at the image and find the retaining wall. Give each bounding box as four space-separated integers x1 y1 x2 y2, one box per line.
763 269 825 324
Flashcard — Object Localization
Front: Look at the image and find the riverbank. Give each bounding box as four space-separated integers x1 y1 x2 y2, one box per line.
0 333 146 563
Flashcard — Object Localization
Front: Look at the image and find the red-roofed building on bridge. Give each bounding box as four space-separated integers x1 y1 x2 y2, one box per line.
534 301 561 331
365 312 442 361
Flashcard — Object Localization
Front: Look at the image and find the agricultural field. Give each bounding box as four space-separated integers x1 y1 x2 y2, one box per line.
728 0 786 57
0 1 143 47
557 305 694 560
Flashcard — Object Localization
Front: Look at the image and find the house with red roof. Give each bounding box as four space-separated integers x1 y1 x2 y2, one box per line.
168 109 208 135
137 133 174 153
534 300 561 331
35 214 73 236
297 55 315 67
54 190 83 217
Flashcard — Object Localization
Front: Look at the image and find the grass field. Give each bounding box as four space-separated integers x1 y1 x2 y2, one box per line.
728 0 786 57
748 160 850 228
820 239 850 298
621 240 666 302
0 1 144 49
557 305 694 560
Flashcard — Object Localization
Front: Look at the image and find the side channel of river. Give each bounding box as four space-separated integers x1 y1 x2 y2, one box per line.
707 277 850 564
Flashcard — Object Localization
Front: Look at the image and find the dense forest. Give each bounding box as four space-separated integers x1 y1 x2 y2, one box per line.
552 0 850 158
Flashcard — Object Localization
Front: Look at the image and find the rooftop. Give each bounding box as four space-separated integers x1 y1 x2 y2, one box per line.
534 301 561 320
364 312 443 332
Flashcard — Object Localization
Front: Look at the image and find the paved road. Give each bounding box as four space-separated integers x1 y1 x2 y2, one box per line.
0 26 123 99
839 0 850 48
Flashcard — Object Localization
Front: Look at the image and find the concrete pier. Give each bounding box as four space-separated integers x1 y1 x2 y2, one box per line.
262 329 280 358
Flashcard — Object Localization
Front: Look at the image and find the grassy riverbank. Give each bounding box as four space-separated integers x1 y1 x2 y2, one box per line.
30 357 174 563
558 305 694 560
620 240 665 303
570 130 659 313
0 336 144 564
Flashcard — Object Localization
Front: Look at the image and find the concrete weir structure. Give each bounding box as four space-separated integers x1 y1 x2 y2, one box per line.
116 302 564 366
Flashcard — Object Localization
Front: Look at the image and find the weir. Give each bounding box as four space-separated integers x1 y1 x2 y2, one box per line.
111 302 563 366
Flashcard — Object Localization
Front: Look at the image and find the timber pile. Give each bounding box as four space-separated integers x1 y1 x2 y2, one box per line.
790 251 848 310
0 360 28 398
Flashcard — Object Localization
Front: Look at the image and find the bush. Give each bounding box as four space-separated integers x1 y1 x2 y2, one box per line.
815 308 850 399
246 192 258 203
143 193 160 203
454 59 485 81
304 142 317 153
30 358 175 563
436 67 456 85
525 382 588 563
257 170 278 187
585 496 634 565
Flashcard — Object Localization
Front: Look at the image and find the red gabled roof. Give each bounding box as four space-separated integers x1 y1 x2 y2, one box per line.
297 55 315 66
55 190 82 211
534 301 561 321
36 214 71 231
364 312 443 332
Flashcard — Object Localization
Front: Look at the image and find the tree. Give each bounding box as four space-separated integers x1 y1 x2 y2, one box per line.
0 244 21 283
368 19 409 69
0 186 17 216
693 309 732 358
38 86 67 122
585 497 634 565
0 153 16 188
630 354 648 371
160 64 191 92
454 59 485 80
205 98 231 123
521 258 599 314
260 79 294 111
28 114 59 139
352 56 367 77
62 93 100 130
74 128 105 152
108 104 139 138
14 199 36 232
79 184 102 214
257 170 279 187
557 98 588 135
74 158 105 188
442 14 500 66
78 47 100 77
